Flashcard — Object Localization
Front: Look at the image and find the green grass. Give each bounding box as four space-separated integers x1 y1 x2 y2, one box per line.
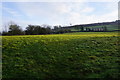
2 32 120 79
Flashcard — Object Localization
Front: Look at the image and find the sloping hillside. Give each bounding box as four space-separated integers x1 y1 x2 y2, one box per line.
63 20 119 31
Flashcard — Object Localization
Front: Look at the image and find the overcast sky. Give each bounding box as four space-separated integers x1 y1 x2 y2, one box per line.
1 0 119 31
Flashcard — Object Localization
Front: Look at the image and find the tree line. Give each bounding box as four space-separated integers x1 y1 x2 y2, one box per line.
1 23 71 35
1 22 109 36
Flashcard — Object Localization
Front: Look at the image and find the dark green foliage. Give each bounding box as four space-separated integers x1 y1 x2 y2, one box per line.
81 26 84 31
2 24 24 35
2 31 8 35
103 26 107 31
25 25 52 35
86 28 91 32
53 26 71 34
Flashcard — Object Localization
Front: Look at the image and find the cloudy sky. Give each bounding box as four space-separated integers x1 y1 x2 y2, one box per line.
1 0 119 31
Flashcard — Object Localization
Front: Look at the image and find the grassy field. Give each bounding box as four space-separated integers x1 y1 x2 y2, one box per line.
2 32 120 79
